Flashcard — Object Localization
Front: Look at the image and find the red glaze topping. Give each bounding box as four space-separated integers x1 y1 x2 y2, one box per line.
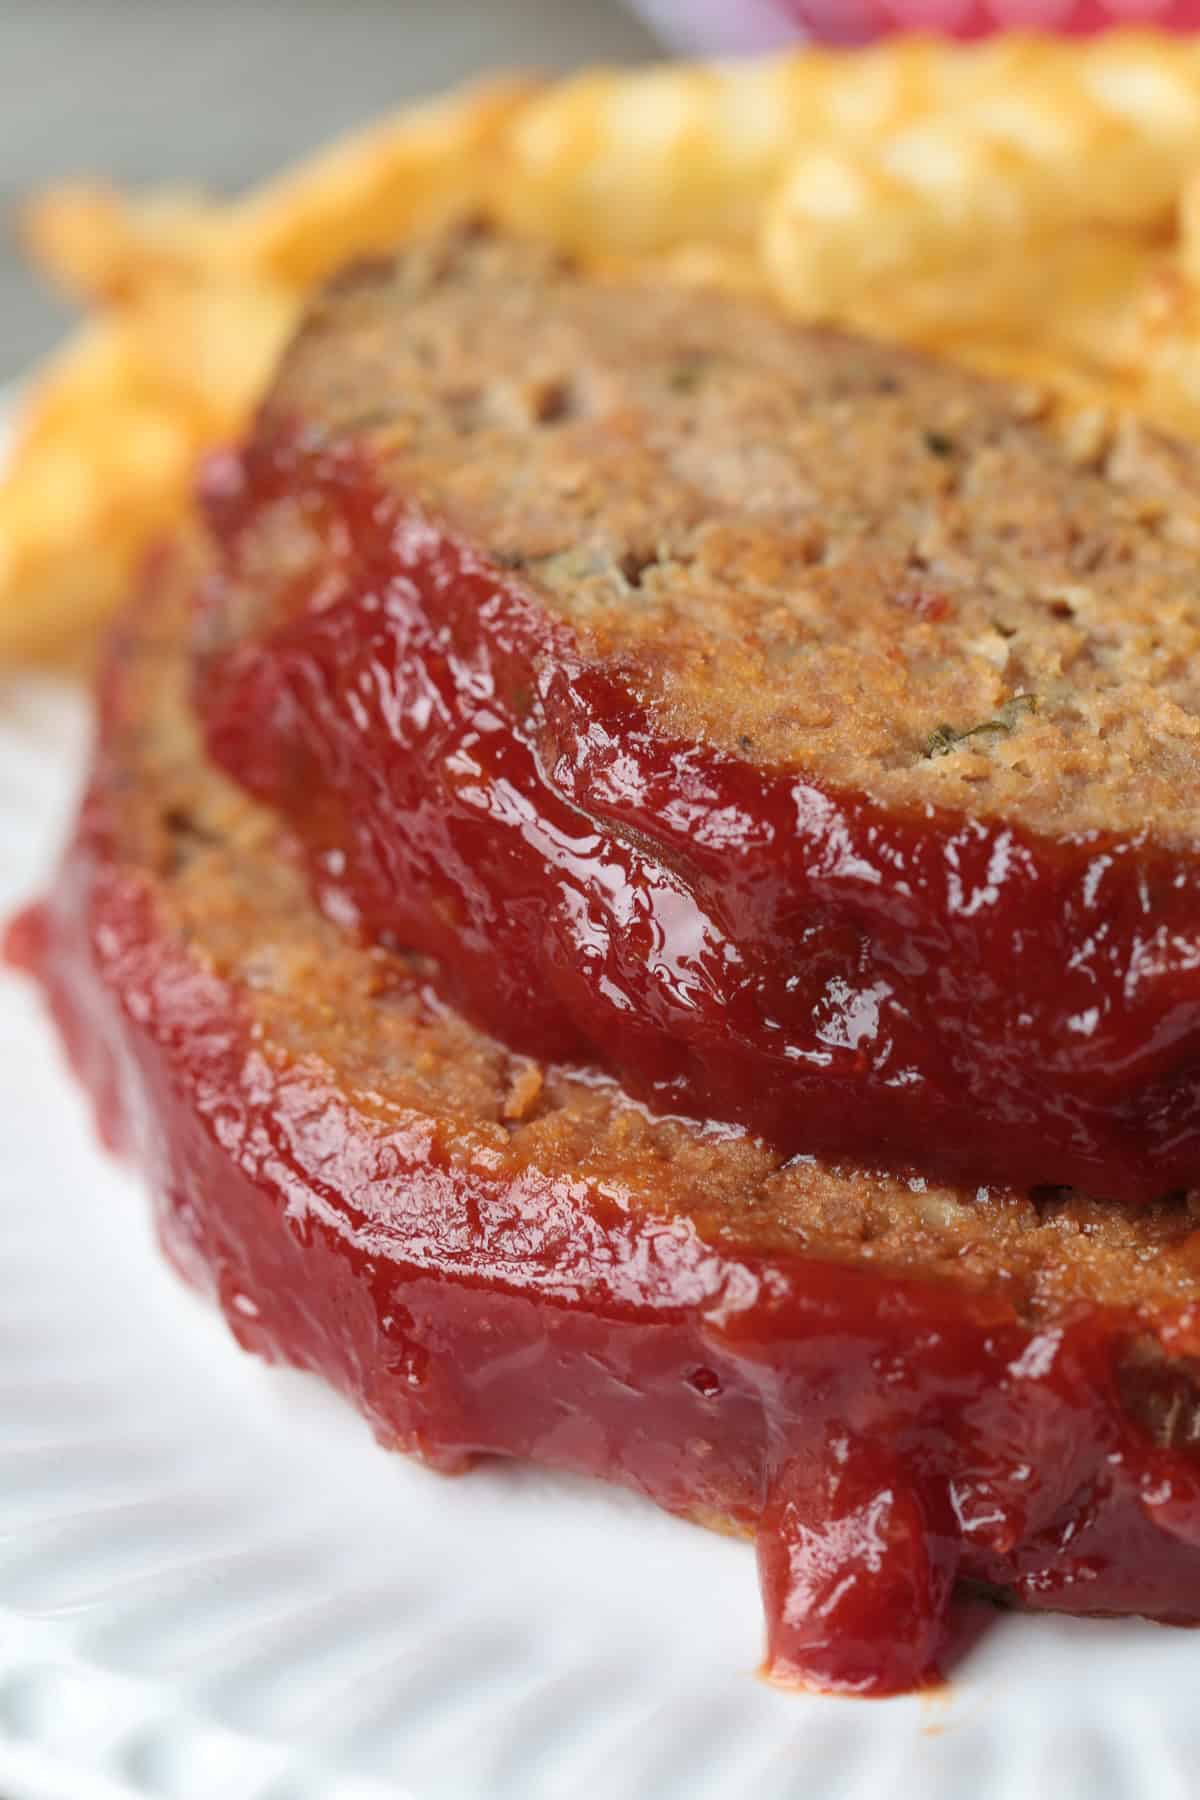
199 436 1200 1206
14 795 1200 1698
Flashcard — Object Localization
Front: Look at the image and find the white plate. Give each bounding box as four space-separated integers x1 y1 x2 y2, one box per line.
0 417 1198 1800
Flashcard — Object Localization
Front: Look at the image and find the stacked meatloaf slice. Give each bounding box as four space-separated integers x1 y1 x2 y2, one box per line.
20 228 1200 1695
199 230 1200 1208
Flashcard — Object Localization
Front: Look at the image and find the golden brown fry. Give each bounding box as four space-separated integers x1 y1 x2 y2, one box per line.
122 278 301 430
12 39 1200 668
493 58 823 254
0 279 298 662
938 338 1124 413
2 75 539 662
492 36 1077 257
8 322 150 451
820 231 1154 367
222 73 538 287
0 440 189 664
0 320 194 663
1175 166 1200 291
761 35 1200 330
20 184 231 307
21 74 538 309
1109 262 1200 440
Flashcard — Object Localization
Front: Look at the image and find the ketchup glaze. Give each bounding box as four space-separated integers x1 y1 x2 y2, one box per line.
200 434 1200 1207
14 760 1200 1699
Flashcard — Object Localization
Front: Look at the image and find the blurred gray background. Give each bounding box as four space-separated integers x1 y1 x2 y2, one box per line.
0 0 659 384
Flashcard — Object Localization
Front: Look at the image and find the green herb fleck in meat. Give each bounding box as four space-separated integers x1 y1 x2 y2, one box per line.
923 693 1037 760
667 355 712 394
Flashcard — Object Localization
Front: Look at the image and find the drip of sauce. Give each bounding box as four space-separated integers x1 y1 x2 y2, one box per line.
11 826 1200 1698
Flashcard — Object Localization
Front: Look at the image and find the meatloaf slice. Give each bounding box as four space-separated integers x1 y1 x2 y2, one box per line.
18 540 1200 1696
198 227 1200 1206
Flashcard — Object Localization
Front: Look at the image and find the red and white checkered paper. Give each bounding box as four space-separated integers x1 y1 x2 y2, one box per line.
790 0 1200 39
633 0 1200 51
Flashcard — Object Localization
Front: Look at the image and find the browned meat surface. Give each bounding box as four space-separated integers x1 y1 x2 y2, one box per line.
234 229 1200 843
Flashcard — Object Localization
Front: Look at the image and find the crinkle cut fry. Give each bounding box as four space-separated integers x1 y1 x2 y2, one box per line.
13 34 1200 660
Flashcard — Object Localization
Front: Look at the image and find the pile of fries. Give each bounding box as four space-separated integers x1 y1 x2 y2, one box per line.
10 34 1200 664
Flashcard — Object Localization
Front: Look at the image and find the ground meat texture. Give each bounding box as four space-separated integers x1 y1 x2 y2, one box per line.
19 541 1200 1698
231 228 1200 843
195 229 1200 1206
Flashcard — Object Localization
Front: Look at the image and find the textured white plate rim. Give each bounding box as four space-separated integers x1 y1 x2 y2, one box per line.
0 397 1198 1800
